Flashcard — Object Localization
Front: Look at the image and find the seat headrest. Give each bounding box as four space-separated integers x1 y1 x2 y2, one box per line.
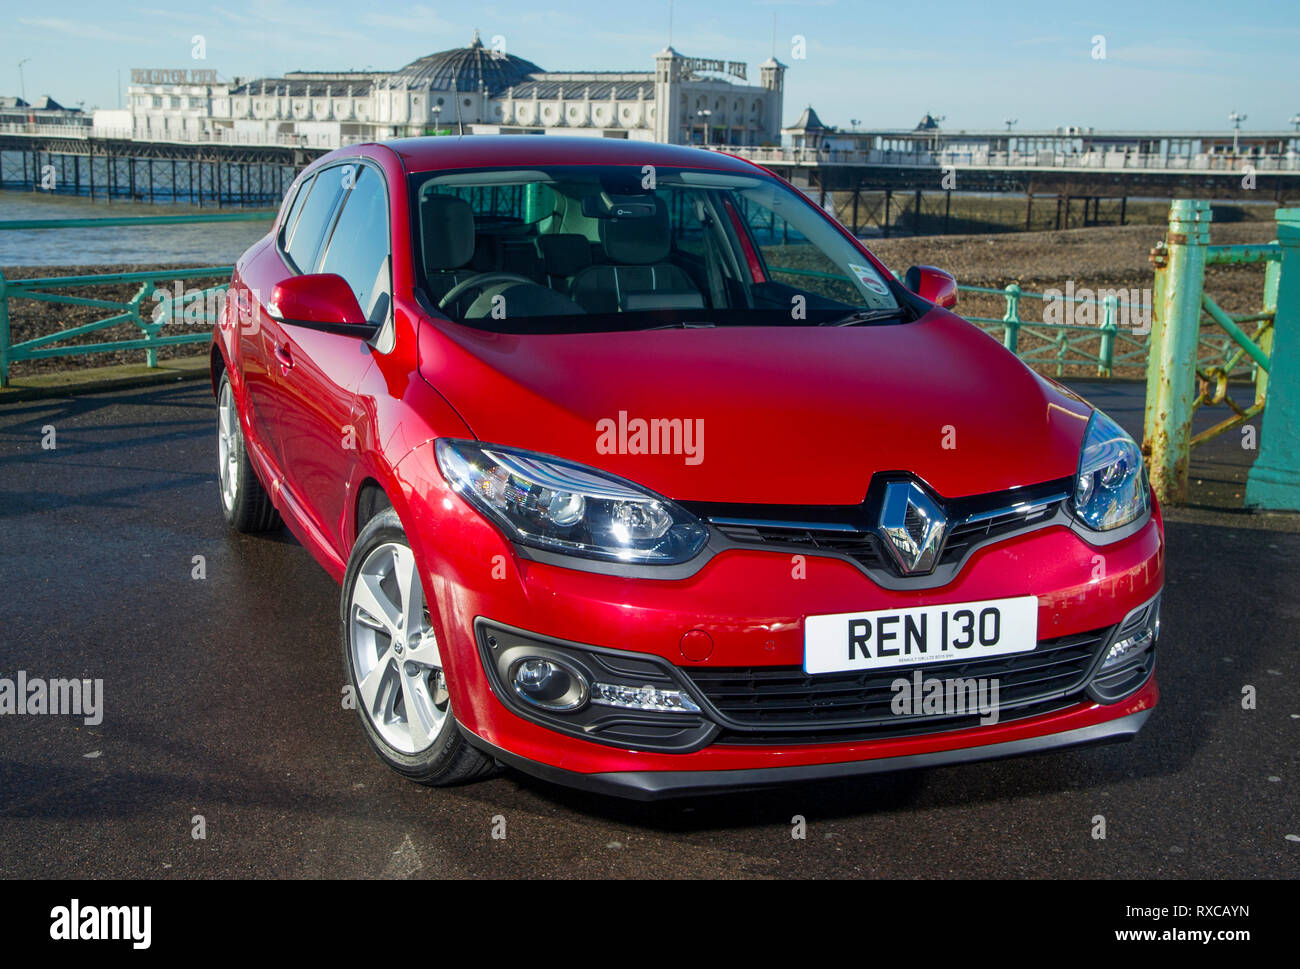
598 196 671 265
421 194 475 272
535 233 593 278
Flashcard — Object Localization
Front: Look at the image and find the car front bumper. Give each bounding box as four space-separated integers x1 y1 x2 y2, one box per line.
459 683 1157 800
393 443 1165 797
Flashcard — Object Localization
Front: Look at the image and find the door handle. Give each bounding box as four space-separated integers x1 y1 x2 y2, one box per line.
273 342 294 371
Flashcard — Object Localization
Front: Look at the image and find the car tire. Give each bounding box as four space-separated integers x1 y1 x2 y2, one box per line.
216 371 281 533
340 508 496 787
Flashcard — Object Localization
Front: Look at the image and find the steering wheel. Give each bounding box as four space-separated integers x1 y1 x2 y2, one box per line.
437 272 536 313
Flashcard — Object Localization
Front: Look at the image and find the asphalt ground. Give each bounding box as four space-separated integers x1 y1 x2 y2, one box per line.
0 377 1296 879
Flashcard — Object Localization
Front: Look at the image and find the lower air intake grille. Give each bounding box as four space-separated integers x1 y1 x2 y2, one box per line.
681 626 1112 741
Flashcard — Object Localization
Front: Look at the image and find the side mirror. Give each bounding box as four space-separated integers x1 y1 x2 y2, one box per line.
903 265 958 309
267 273 367 327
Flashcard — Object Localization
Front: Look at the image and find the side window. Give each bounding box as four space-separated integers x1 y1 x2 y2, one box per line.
284 165 348 273
277 172 314 248
318 166 391 324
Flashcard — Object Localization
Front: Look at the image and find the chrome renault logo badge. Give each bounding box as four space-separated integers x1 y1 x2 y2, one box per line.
877 481 948 575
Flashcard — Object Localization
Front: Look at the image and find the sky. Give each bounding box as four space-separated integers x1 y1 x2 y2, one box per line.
4 0 1296 132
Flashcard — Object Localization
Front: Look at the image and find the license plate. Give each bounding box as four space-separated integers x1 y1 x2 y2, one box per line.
804 596 1038 674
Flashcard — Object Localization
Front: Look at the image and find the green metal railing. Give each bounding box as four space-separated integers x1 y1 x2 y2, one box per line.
0 268 233 386
1143 200 1298 511
1 213 274 231
768 269 1261 380
3 206 1296 511
958 283 1148 377
0 211 271 387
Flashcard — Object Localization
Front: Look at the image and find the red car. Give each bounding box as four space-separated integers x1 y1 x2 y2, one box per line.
212 136 1161 799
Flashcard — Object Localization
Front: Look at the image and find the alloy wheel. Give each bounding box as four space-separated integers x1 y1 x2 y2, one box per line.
348 542 448 754
217 379 240 512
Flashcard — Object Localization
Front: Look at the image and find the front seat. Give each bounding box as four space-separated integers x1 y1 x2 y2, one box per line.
419 194 477 305
570 198 702 314
535 233 593 296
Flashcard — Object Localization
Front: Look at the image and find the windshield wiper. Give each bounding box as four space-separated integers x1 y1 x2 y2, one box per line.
819 308 908 327
644 321 717 330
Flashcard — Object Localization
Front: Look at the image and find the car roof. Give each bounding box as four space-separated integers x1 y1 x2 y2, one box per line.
372 135 767 176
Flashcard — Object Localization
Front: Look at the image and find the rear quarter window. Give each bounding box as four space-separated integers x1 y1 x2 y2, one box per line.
278 174 316 255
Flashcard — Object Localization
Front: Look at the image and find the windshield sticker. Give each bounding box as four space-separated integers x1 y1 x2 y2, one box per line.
849 264 890 295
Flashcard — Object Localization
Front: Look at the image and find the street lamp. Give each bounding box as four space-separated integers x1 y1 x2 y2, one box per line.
432 104 442 135
697 108 712 146
18 58 30 104
1229 110 1247 155
1004 117 1018 132
1291 114 1300 133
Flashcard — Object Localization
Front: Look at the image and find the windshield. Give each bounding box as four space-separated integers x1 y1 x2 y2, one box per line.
410 164 903 332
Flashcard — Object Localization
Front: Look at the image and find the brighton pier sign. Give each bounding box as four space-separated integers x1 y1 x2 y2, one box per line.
676 56 747 81
130 68 220 85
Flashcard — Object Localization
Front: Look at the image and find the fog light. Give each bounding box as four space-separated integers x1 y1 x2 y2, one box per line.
1101 594 1160 670
508 656 589 712
1102 627 1154 669
590 682 702 713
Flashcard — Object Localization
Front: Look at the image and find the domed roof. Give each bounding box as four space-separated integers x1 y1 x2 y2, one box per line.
392 31 543 95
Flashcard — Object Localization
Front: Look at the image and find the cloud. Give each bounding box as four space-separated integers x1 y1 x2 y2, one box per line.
357 5 460 34
1011 34 1066 48
17 17 137 44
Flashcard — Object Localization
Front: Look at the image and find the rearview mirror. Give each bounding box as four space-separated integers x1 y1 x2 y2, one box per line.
267 273 367 327
903 265 958 309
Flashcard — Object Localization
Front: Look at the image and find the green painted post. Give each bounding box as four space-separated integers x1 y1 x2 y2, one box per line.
0 270 10 388
1099 293 1118 376
1147 199 1211 505
1246 209 1300 510
133 282 158 369
1002 283 1021 353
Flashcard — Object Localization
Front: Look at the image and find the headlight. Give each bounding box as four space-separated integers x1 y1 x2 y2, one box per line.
1073 410 1149 531
435 440 708 565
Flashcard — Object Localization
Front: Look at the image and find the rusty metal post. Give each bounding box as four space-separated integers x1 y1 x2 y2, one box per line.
1145 199 1211 504
1255 244 1281 408
1143 242 1168 448
1246 208 1300 510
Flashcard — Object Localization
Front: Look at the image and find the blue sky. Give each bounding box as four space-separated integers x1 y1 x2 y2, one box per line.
6 0 1296 131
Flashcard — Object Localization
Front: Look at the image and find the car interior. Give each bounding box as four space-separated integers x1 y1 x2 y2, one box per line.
412 167 899 326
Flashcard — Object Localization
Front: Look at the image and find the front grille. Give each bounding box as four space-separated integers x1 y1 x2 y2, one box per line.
711 522 889 570
939 500 1060 566
693 477 1072 582
681 626 1111 741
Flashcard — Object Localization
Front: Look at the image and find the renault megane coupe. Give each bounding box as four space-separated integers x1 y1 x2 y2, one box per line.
212 136 1161 799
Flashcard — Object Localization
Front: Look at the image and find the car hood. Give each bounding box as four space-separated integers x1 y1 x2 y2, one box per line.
417 311 1092 504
